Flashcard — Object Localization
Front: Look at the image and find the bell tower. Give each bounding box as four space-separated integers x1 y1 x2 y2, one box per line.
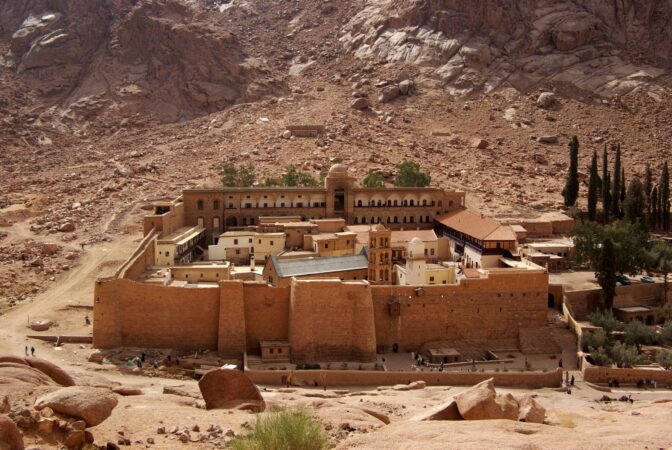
325 164 356 222
367 224 392 284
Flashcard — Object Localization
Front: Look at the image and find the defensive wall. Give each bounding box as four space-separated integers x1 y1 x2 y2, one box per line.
564 283 668 320
581 356 672 386
94 258 549 363
245 366 563 388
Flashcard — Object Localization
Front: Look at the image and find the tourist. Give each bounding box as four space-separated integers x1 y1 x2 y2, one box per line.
570 375 575 386
565 370 570 385
85 315 90 325
24 346 28 356
141 353 146 363
30 346 35 356
558 358 563 368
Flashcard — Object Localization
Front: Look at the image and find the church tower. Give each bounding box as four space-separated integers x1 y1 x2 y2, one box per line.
367 224 392 284
405 237 427 285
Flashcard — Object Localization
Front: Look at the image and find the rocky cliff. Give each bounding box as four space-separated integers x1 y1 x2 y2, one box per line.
341 0 672 97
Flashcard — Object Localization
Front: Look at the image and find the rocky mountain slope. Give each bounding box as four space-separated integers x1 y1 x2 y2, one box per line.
1 0 672 302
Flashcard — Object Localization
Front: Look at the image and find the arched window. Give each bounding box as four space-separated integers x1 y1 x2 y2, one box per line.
394 216 398 223
426 216 430 222
213 200 220 210
387 216 391 223
197 200 204 210
422 199 427 206
387 200 392 206
354 217 359 224
357 200 362 207
438 201 443 207
410 200 414 206
362 217 367 224
377 200 382 207
419 216 424 223
403 216 407 223
410 216 415 223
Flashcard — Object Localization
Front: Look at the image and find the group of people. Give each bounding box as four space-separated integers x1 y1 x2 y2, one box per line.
126 352 161 369
24 346 35 357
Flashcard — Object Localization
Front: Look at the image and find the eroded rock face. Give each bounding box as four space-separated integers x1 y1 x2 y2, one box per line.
454 378 509 420
340 0 671 98
517 393 546 423
0 415 24 450
0 356 76 387
34 386 118 427
198 369 265 411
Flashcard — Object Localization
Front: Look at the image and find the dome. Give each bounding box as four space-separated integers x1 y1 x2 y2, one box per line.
328 163 348 176
410 237 423 244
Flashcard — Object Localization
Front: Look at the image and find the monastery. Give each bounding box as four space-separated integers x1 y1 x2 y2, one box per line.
93 165 557 365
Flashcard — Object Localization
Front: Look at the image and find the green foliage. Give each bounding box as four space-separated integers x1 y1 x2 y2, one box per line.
644 164 653 228
394 161 431 187
587 150 599 221
563 136 580 207
661 162 670 231
229 408 328 450
282 164 300 187
588 311 623 333
623 320 658 348
219 163 256 187
623 178 646 224
660 321 672 345
648 241 672 305
271 165 322 187
602 145 611 223
590 346 613 367
571 220 650 307
319 157 342 181
362 171 385 188
657 350 672 369
611 144 622 218
263 177 282 187
651 185 660 230
298 172 320 187
583 328 609 351
610 341 645 368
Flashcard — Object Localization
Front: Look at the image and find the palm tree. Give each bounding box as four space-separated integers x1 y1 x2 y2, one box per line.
649 242 672 305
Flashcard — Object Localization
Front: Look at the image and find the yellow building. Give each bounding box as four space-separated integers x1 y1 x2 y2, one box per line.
254 232 286 264
395 237 456 285
155 225 206 266
304 232 357 257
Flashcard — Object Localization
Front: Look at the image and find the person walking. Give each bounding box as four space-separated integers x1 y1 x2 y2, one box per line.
570 375 575 386
30 346 35 356
24 346 28 356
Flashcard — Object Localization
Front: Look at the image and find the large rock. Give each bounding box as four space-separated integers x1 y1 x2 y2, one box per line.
552 17 596 51
198 369 265 411
416 400 463 421
34 386 118 427
350 97 369 110
455 378 519 420
0 415 24 450
378 85 400 103
517 394 546 424
536 92 556 109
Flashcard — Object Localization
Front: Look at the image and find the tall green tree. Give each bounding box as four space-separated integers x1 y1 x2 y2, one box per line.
661 162 670 231
602 145 611 223
587 150 599 221
623 178 646 224
644 164 653 228
611 144 621 218
394 161 431 187
219 163 256 187
649 241 672 305
563 136 580 207
620 167 626 216
597 237 618 311
572 220 650 310
362 171 385 188
651 185 660 230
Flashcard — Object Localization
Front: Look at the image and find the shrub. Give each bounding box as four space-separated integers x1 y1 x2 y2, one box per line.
589 346 613 367
656 350 672 369
583 329 609 352
623 320 658 348
660 322 672 346
610 341 645 368
229 408 328 450
588 311 622 333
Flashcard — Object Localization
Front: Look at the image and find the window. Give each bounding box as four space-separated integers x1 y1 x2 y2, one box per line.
249 238 253 243
430 248 435 255
234 239 238 245
165 251 169 257
430 276 435 282
228 203 234 208
270 348 274 354
324 243 329 249
449 200 454 207
259 240 262 244
197 200 204 210
236 249 240 255
278 348 282 354
357 200 362 207
270 241 274 245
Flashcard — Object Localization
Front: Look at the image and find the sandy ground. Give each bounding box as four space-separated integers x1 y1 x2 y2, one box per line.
0 235 671 449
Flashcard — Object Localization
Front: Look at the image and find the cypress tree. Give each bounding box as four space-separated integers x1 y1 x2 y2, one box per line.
563 136 580 207
611 144 621 218
587 150 599 221
662 162 670 231
597 237 617 311
620 167 626 215
602 145 611 223
651 185 659 230
644 164 653 228
624 178 646 224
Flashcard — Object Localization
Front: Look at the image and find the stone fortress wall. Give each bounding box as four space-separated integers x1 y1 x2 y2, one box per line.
93 230 549 361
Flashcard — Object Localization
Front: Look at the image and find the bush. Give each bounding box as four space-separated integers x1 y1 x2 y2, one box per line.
623 320 658 348
589 346 613 367
660 322 672 346
657 350 672 369
588 311 622 333
229 408 328 450
583 329 609 352
610 341 646 368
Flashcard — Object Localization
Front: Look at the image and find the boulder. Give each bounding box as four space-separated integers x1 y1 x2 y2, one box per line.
552 17 596 51
0 356 75 387
415 400 463 421
30 320 53 331
536 92 556 109
112 386 142 396
392 380 426 391
34 386 118 427
495 393 520 420
58 222 75 232
470 138 489 149
378 85 400 103
517 394 546 424
39 243 60 256
281 129 291 139
350 97 369 110
537 135 558 144
455 378 515 420
198 369 265 411
0 415 24 450
398 79 413 95
88 350 104 364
